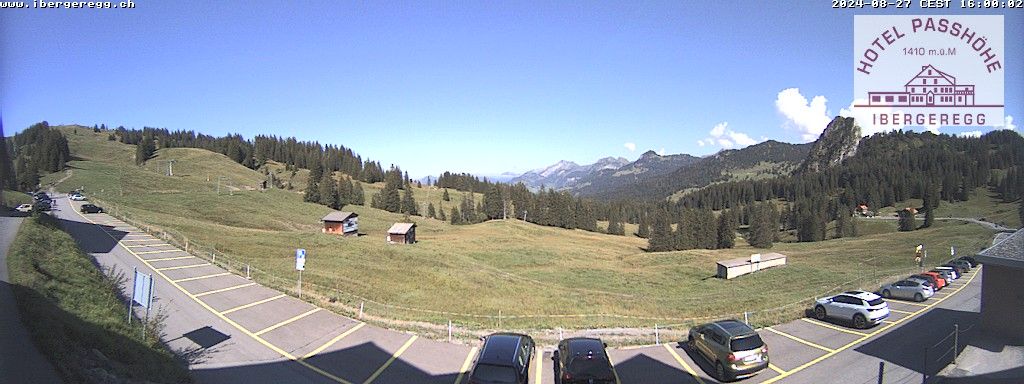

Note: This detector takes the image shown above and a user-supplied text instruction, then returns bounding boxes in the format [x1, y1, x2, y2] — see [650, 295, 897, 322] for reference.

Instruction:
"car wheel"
[881, 290, 891, 298]
[915, 293, 924, 302]
[715, 361, 729, 382]
[853, 314, 867, 329]
[814, 305, 827, 320]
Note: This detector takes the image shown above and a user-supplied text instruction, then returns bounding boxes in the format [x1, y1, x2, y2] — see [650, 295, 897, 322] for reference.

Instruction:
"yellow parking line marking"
[765, 327, 835, 353]
[221, 294, 287, 315]
[172, 272, 231, 283]
[255, 308, 322, 336]
[120, 239, 162, 243]
[136, 249, 181, 255]
[768, 363, 786, 375]
[799, 318, 869, 336]
[534, 348, 543, 384]
[882, 320, 896, 324]
[145, 255, 194, 262]
[194, 282, 257, 297]
[889, 308, 914, 315]
[363, 335, 418, 384]
[156, 263, 211, 271]
[760, 266, 982, 384]
[72, 208, 353, 384]
[126, 244, 172, 248]
[606, 352, 622, 384]
[303, 322, 366, 360]
[663, 343, 706, 384]
[894, 301, 930, 307]
[454, 346, 479, 384]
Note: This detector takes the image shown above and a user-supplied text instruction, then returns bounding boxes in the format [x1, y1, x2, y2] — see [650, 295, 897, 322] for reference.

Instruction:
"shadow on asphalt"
[856, 308, 979, 380]
[54, 217, 128, 254]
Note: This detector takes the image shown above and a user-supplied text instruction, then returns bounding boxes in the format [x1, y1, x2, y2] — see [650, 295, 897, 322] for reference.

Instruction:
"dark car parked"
[80, 204, 104, 214]
[553, 337, 616, 384]
[955, 256, 978, 267]
[947, 259, 971, 273]
[467, 333, 535, 384]
[942, 262, 967, 275]
[32, 200, 52, 212]
[687, 319, 769, 381]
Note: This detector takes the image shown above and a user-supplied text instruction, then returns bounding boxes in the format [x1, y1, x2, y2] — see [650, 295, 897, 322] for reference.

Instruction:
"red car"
[919, 272, 947, 290]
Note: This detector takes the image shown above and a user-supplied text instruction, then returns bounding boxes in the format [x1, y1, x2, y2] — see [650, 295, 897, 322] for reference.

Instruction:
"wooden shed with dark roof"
[322, 211, 358, 236]
[386, 223, 416, 244]
[977, 228, 1024, 342]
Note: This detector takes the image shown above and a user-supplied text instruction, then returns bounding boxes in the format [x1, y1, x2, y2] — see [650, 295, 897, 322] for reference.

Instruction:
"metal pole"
[923, 347, 928, 384]
[128, 267, 136, 325]
[498, 310, 502, 329]
[448, 320, 453, 343]
[298, 270, 302, 299]
[359, 302, 364, 319]
[143, 274, 153, 338]
[744, 311, 749, 325]
[877, 361, 885, 384]
[655, 324, 660, 345]
[246, 264, 251, 280]
[954, 324, 959, 364]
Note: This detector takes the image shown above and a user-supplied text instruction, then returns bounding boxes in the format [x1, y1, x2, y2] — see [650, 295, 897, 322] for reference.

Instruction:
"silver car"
[814, 290, 890, 329]
[880, 280, 934, 302]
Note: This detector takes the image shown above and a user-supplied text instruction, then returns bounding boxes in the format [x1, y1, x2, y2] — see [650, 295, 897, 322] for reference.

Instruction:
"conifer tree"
[305, 161, 323, 203]
[647, 211, 673, 252]
[427, 202, 436, 219]
[673, 210, 695, 250]
[450, 206, 462, 224]
[319, 172, 340, 209]
[401, 186, 418, 216]
[352, 182, 365, 205]
[606, 208, 625, 235]
[636, 213, 651, 238]
[442, 189, 451, 201]
[483, 185, 503, 220]
[898, 209, 916, 231]
[438, 204, 447, 221]
[748, 202, 775, 248]
[716, 209, 737, 249]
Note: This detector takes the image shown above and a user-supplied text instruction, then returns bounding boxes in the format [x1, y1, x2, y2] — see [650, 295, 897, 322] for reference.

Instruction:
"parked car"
[466, 333, 534, 384]
[941, 263, 966, 276]
[947, 260, 971, 273]
[813, 290, 890, 329]
[955, 256, 978, 267]
[15, 204, 32, 213]
[906, 275, 937, 291]
[881, 280, 934, 302]
[80, 204, 104, 214]
[69, 193, 86, 201]
[933, 267, 958, 281]
[918, 272, 947, 290]
[553, 337, 616, 384]
[687, 319, 769, 381]
[32, 200, 52, 212]
[32, 192, 49, 201]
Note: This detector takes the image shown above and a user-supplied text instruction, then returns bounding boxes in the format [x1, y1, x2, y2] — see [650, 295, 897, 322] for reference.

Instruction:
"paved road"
[0, 214, 64, 384]
[49, 193, 993, 384]
[862, 215, 1016, 232]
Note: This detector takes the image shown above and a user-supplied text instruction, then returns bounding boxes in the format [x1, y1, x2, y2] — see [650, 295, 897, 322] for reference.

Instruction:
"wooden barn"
[386, 223, 416, 244]
[322, 211, 359, 236]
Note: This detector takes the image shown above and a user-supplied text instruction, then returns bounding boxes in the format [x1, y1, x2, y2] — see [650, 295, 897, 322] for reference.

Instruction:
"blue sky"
[2, 2, 1021, 178]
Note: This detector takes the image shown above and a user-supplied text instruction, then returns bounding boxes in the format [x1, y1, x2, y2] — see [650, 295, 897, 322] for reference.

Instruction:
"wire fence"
[90, 197, 946, 344]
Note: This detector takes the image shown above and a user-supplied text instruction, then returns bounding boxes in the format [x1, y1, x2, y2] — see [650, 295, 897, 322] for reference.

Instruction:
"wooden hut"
[386, 223, 416, 244]
[322, 211, 359, 236]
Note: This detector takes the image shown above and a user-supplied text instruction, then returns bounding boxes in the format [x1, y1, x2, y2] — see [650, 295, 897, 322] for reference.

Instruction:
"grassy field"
[6, 214, 191, 383]
[2, 189, 32, 207]
[874, 187, 1021, 229]
[42, 125, 1002, 331]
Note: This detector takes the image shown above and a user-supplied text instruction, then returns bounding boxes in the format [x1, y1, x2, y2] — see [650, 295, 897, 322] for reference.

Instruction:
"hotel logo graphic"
[858, 64, 1003, 109]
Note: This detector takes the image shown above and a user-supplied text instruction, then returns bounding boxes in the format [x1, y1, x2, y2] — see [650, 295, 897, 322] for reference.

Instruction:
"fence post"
[744, 311, 749, 325]
[359, 302, 364, 319]
[498, 310, 502, 329]
[877, 361, 885, 384]
[655, 324, 660, 345]
[953, 323, 959, 364]
[448, 320, 453, 343]
[246, 264, 251, 280]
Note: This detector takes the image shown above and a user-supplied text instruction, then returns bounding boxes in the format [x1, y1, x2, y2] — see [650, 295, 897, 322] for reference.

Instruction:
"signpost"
[129, 267, 154, 336]
[296, 249, 306, 298]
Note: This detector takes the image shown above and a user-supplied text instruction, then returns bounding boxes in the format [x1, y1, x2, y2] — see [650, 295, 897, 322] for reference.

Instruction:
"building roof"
[977, 228, 1024, 269]
[387, 222, 416, 234]
[322, 211, 357, 222]
[717, 252, 786, 268]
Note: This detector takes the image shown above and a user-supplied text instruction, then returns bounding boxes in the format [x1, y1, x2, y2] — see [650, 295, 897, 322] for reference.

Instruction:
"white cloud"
[658, 148, 666, 156]
[701, 121, 761, 150]
[775, 88, 832, 142]
[995, 115, 1016, 131]
[959, 130, 983, 138]
[623, 142, 636, 152]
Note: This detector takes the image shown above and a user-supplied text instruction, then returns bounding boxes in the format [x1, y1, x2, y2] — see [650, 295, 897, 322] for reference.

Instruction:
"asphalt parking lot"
[60, 195, 985, 384]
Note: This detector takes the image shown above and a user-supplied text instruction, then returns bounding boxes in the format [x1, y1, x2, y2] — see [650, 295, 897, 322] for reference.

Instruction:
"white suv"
[814, 290, 890, 329]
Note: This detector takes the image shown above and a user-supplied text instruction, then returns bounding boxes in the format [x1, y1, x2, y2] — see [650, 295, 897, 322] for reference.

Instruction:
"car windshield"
[566, 352, 612, 378]
[730, 334, 764, 351]
[868, 298, 885, 306]
[469, 364, 517, 383]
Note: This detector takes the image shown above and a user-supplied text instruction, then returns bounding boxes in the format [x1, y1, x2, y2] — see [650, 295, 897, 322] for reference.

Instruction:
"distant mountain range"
[503, 141, 812, 201]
